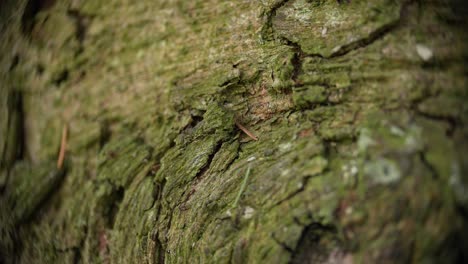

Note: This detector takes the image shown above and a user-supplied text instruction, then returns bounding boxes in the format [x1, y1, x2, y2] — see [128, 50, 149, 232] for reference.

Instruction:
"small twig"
[232, 166, 251, 208]
[235, 121, 258, 141]
[57, 124, 68, 169]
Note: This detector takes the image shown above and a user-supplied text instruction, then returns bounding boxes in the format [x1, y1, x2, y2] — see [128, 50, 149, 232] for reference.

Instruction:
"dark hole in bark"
[4, 90, 26, 163]
[21, 0, 56, 36]
[9, 54, 20, 71]
[67, 9, 87, 44]
[107, 187, 125, 228]
[98, 120, 112, 149]
[289, 222, 339, 264]
[431, 227, 468, 264]
[36, 63, 45, 75]
[52, 69, 69, 86]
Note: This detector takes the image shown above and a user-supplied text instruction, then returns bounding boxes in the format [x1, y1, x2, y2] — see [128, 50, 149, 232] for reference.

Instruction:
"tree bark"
[1, 0, 467, 263]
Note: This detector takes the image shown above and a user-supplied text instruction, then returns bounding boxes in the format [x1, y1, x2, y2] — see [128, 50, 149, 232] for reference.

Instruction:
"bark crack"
[266, 0, 413, 88]
[328, 19, 400, 58]
[271, 232, 295, 254]
[178, 139, 224, 211]
[328, 0, 414, 58]
[260, 0, 291, 42]
[418, 150, 439, 179]
[415, 110, 458, 137]
[66, 8, 91, 54]
[1, 89, 26, 171]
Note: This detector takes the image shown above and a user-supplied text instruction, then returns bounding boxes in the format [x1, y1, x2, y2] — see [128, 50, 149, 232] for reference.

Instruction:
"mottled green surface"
[1, 0, 467, 263]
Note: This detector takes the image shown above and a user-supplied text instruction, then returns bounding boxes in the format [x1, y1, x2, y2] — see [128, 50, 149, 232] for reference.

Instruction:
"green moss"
[97, 136, 152, 187]
[1, 0, 467, 262]
[271, 49, 296, 92]
[6, 161, 65, 222]
[318, 124, 355, 142]
[418, 95, 467, 120]
[273, 0, 401, 57]
[292, 85, 327, 108]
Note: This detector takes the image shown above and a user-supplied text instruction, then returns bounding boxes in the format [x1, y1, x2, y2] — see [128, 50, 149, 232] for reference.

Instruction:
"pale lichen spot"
[416, 44, 433, 61]
[357, 128, 376, 153]
[279, 142, 292, 152]
[321, 27, 328, 37]
[450, 162, 468, 208]
[364, 158, 401, 185]
[390, 125, 405, 137]
[243, 206, 255, 219]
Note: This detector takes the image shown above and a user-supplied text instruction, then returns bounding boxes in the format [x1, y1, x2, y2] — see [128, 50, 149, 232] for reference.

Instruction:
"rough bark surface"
[1, 0, 467, 263]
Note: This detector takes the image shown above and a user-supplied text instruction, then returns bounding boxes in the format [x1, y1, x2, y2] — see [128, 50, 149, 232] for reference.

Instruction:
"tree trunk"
[1, 0, 467, 263]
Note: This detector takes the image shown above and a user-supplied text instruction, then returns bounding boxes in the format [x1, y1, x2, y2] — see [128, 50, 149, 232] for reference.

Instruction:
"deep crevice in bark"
[289, 222, 340, 264]
[418, 151, 439, 179]
[415, 110, 458, 137]
[5, 90, 26, 164]
[52, 69, 70, 86]
[66, 8, 90, 54]
[328, 20, 401, 58]
[21, 0, 56, 36]
[149, 230, 166, 264]
[9, 54, 20, 71]
[107, 186, 125, 229]
[99, 121, 112, 150]
[260, 0, 291, 41]
[271, 232, 295, 254]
